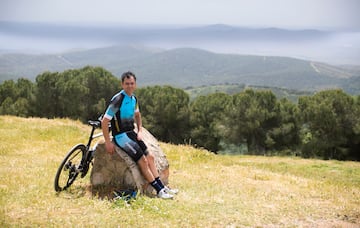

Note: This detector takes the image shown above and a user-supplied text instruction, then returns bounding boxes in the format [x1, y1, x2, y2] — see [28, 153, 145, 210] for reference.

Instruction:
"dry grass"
[0, 115, 359, 227]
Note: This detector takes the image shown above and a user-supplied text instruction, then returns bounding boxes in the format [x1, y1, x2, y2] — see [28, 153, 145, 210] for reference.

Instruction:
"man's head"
[121, 71, 136, 83]
[121, 71, 137, 95]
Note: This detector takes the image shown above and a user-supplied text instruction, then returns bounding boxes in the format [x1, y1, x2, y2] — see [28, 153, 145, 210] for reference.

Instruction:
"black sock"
[155, 177, 165, 189]
[150, 179, 163, 194]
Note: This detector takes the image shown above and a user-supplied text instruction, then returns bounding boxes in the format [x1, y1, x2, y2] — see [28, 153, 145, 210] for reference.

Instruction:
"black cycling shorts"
[113, 131, 148, 162]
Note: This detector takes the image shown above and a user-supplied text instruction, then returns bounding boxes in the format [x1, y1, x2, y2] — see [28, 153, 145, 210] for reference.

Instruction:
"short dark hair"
[121, 71, 136, 82]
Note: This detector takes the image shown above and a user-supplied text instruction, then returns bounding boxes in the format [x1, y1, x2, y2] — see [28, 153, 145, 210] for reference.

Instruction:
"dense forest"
[1, 66, 359, 160]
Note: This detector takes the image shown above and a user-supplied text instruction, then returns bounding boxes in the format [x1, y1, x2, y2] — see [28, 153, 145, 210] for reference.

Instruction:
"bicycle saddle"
[88, 120, 101, 128]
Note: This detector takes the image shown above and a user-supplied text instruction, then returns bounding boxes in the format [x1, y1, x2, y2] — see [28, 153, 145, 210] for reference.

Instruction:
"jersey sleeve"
[103, 103, 116, 120]
[104, 93, 123, 120]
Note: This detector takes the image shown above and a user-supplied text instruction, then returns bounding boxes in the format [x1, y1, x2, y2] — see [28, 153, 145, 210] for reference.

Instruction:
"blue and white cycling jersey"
[103, 90, 147, 161]
[104, 90, 139, 135]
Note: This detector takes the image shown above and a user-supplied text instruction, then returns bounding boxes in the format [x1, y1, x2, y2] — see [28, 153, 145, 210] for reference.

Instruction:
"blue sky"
[1, 0, 360, 30]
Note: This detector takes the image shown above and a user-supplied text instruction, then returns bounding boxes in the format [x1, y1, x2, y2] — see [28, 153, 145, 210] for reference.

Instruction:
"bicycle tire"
[54, 144, 86, 192]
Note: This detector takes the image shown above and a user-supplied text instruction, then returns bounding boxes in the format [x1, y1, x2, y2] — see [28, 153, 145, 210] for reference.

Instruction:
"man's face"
[122, 76, 136, 95]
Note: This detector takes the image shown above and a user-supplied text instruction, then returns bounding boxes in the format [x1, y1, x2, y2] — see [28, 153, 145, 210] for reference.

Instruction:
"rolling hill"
[1, 46, 359, 93]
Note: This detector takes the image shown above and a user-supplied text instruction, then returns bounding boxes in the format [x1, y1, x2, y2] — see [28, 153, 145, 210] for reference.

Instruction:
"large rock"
[89, 127, 169, 198]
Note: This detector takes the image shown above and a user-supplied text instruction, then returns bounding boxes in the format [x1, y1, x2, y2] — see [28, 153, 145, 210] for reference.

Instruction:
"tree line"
[1, 66, 359, 160]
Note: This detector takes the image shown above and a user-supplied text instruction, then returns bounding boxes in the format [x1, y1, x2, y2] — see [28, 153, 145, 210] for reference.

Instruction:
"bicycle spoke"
[54, 144, 86, 192]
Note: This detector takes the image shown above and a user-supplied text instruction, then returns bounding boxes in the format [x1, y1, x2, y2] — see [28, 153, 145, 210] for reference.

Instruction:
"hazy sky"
[1, 0, 360, 30]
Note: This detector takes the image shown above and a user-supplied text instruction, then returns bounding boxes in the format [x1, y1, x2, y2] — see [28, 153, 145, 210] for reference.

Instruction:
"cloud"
[0, 0, 359, 30]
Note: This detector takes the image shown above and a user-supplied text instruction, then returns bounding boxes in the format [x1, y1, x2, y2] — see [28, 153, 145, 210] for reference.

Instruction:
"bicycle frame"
[86, 118, 111, 154]
[81, 120, 103, 171]
[54, 118, 105, 192]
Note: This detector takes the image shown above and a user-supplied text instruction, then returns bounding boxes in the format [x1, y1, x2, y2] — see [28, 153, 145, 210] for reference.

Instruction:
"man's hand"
[137, 130, 143, 141]
[105, 141, 115, 154]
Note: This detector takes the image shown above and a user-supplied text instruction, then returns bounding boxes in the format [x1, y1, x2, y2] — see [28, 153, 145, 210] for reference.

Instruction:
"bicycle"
[54, 118, 103, 192]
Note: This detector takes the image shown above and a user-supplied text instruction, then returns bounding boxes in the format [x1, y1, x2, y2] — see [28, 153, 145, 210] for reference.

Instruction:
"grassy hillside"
[1, 116, 359, 227]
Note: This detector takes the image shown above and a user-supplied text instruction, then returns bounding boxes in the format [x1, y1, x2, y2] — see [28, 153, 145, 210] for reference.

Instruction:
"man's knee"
[146, 151, 155, 162]
[137, 155, 149, 167]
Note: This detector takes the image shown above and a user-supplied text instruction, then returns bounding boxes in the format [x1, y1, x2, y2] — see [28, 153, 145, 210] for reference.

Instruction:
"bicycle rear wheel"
[54, 144, 86, 192]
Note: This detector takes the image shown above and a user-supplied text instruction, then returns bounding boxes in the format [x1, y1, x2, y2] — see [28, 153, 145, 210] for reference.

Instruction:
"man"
[101, 71, 177, 199]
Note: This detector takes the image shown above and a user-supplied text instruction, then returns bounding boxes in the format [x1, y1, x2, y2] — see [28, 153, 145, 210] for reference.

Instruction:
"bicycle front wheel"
[54, 144, 86, 192]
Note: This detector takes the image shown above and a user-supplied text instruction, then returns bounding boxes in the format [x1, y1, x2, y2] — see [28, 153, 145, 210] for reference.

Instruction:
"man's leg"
[137, 155, 173, 199]
[116, 132, 173, 198]
[145, 151, 179, 195]
[137, 155, 155, 183]
[145, 151, 160, 178]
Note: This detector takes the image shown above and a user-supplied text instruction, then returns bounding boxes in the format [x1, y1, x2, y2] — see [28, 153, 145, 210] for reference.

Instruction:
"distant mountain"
[0, 46, 359, 94]
[0, 21, 332, 44]
[1, 21, 359, 65]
